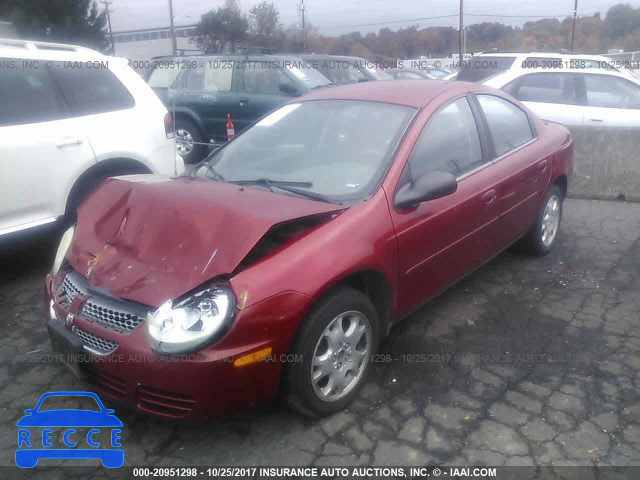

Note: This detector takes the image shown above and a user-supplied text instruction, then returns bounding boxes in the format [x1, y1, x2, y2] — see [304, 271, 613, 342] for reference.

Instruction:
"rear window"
[457, 56, 516, 82]
[51, 64, 135, 116]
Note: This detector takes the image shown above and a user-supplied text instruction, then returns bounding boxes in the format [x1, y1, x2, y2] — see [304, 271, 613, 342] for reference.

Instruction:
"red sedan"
[45, 80, 573, 419]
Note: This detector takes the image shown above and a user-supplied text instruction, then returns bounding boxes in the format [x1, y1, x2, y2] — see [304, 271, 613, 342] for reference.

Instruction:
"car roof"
[475, 51, 613, 61]
[0, 37, 108, 61]
[298, 54, 364, 62]
[486, 66, 640, 86]
[297, 79, 488, 108]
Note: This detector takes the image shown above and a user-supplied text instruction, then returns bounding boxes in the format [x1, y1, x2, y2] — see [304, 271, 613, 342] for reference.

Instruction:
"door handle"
[539, 159, 549, 173]
[481, 189, 497, 206]
[56, 137, 84, 148]
[588, 118, 604, 122]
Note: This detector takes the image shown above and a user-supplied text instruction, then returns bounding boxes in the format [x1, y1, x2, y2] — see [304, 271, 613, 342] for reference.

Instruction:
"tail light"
[164, 112, 174, 139]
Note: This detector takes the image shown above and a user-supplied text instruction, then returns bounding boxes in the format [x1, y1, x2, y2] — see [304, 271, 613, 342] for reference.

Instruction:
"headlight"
[52, 226, 75, 275]
[146, 287, 235, 354]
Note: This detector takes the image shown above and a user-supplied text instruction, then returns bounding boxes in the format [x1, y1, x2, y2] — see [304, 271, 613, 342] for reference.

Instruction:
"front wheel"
[522, 185, 564, 256]
[284, 288, 379, 418]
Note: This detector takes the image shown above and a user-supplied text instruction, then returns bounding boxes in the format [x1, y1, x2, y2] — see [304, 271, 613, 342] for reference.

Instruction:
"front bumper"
[44, 272, 311, 420]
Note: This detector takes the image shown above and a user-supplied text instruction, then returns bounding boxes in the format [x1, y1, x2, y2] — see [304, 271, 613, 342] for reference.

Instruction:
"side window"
[147, 64, 182, 88]
[203, 61, 233, 92]
[407, 97, 483, 179]
[0, 60, 67, 127]
[507, 73, 575, 105]
[584, 74, 640, 109]
[51, 65, 134, 116]
[242, 62, 294, 95]
[477, 95, 533, 158]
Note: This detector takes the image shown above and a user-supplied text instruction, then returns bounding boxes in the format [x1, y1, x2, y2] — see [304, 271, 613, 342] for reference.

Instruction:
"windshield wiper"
[230, 178, 333, 203]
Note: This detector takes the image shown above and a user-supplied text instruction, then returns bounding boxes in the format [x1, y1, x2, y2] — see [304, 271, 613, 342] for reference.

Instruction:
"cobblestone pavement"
[1, 199, 639, 469]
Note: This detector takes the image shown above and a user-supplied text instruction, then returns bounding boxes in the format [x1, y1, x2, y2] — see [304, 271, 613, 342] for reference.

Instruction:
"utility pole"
[458, 0, 464, 66]
[169, 0, 177, 56]
[102, 0, 115, 55]
[570, 0, 578, 51]
[300, 0, 307, 53]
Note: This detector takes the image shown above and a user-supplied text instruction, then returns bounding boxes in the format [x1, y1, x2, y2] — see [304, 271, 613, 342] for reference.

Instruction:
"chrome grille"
[57, 270, 150, 334]
[58, 271, 88, 307]
[74, 327, 118, 355]
[81, 297, 146, 333]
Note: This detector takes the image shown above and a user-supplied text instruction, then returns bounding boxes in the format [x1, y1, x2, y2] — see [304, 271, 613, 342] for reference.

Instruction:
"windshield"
[197, 100, 416, 203]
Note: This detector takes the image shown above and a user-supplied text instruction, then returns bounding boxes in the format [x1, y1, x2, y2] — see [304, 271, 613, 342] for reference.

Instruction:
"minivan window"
[0, 60, 67, 126]
[457, 56, 516, 82]
[52, 64, 134, 116]
[477, 95, 534, 157]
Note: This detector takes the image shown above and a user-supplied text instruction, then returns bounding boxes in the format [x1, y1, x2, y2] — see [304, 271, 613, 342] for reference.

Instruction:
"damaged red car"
[45, 80, 573, 419]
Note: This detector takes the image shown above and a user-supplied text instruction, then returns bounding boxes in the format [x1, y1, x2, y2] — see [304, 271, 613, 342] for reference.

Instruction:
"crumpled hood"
[67, 175, 341, 306]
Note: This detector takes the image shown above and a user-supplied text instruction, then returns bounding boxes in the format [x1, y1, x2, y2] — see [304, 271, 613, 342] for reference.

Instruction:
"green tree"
[0, 0, 108, 50]
[248, 1, 284, 51]
[603, 3, 637, 39]
[195, 0, 249, 53]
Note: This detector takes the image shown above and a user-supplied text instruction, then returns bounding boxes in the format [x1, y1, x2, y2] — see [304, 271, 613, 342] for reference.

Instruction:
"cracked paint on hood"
[66, 175, 342, 306]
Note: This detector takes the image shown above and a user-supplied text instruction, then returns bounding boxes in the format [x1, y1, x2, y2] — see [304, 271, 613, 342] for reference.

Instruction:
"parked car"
[45, 80, 573, 419]
[298, 54, 392, 85]
[142, 55, 190, 104]
[457, 51, 635, 83]
[0, 38, 184, 238]
[159, 54, 333, 163]
[387, 67, 451, 80]
[483, 68, 640, 127]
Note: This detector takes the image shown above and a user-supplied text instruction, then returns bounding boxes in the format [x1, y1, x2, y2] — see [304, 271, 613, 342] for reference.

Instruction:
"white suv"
[0, 38, 185, 237]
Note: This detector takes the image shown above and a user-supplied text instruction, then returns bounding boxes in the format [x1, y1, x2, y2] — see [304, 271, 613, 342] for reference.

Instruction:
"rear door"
[473, 94, 548, 243]
[504, 72, 583, 127]
[0, 59, 95, 235]
[578, 73, 640, 127]
[389, 96, 502, 316]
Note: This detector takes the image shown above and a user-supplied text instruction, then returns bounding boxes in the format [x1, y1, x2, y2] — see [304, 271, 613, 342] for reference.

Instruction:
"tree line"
[2, 1, 640, 58]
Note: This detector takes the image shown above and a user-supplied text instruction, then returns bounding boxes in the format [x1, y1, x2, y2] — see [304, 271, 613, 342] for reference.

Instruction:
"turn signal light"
[233, 347, 272, 367]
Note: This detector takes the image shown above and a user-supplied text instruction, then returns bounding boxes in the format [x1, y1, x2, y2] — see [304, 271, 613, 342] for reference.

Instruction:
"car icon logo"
[15, 391, 123, 468]
[65, 312, 74, 325]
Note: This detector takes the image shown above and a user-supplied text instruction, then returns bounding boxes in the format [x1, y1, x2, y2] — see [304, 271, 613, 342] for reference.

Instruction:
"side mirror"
[394, 171, 458, 210]
[279, 83, 300, 96]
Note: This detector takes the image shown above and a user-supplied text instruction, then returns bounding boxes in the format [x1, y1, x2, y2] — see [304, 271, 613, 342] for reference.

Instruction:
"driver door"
[388, 96, 502, 316]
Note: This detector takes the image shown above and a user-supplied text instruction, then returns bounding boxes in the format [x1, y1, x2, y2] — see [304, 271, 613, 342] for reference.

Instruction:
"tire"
[522, 184, 564, 256]
[175, 118, 206, 164]
[284, 288, 379, 418]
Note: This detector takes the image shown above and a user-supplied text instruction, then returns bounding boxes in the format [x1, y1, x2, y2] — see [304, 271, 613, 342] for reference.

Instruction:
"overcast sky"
[108, 0, 640, 34]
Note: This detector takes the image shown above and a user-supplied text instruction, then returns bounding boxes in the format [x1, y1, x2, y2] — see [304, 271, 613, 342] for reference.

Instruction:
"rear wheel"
[284, 288, 379, 418]
[175, 118, 206, 164]
[522, 184, 563, 256]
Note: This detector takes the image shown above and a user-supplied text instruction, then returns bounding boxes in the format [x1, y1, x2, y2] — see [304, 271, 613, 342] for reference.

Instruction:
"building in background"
[112, 24, 203, 64]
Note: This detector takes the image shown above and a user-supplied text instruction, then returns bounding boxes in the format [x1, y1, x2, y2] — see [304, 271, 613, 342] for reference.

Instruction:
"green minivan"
[151, 54, 333, 163]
